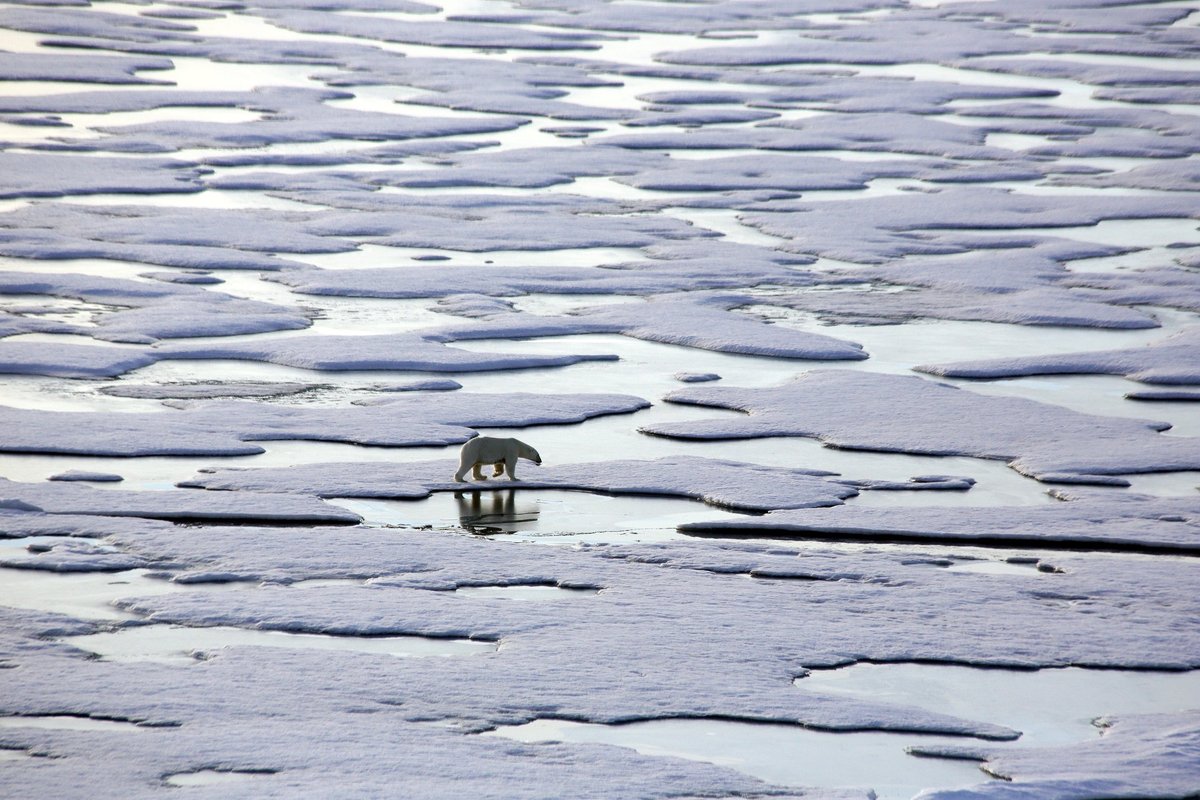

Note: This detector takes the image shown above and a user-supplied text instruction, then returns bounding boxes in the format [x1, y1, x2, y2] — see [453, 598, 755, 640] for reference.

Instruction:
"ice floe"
[919, 326, 1200, 385]
[0, 391, 649, 455]
[680, 489, 1200, 554]
[641, 370, 1200, 483]
[4, 0, 1200, 796]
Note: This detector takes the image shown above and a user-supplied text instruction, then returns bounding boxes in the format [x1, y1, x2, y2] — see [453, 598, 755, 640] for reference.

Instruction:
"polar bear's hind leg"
[492, 462, 505, 477]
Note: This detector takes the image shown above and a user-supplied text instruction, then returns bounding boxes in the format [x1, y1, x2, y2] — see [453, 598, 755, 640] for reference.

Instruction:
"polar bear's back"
[459, 436, 513, 464]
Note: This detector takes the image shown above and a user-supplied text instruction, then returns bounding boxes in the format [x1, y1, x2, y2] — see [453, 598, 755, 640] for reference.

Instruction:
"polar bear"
[454, 436, 542, 482]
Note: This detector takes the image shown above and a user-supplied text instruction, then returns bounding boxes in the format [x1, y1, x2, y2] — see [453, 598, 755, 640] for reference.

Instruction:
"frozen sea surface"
[2, 0, 1200, 798]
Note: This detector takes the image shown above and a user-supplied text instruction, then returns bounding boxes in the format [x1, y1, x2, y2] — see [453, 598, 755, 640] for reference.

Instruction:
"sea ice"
[641, 370, 1200, 482]
[679, 489, 1200, 553]
[0, 477, 361, 524]
[0, 392, 649, 455]
[918, 326, 1200, 385]
[180, 455, 861, 511]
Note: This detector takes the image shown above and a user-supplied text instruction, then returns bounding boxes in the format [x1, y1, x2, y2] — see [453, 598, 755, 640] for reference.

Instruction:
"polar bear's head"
[517, 441, 542, 465]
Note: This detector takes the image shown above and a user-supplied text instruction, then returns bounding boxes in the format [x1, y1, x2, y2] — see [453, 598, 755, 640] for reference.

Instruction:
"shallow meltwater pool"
[490, 663, 1200, 800]
[60, 624, 497, 665]
[0, 566, 215, 621]
[331, 489, 750, 542]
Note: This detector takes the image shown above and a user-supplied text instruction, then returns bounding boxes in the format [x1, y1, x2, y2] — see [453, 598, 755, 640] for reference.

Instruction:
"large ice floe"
[2, 0, 1200, 797]
[641, 370, 1200, 483]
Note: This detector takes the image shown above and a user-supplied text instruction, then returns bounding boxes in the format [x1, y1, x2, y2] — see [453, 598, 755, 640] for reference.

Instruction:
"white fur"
[454, 436, 542, 482]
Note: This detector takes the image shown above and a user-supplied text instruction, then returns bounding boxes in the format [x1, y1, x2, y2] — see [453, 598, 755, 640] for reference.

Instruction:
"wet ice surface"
[795, 663, 1200, 747]
[490, 717, 995, 800]
[334, 489, 748, 541]
[163, 769, 273, 788]
[62, 624, 496, 665]
[491, 665, 1200, 800]
[3, 0, 1200, 798]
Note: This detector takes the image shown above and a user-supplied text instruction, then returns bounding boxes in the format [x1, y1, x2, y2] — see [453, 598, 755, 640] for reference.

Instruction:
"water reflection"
[334, 489, 744, 543]
[454, 488, 540, 534]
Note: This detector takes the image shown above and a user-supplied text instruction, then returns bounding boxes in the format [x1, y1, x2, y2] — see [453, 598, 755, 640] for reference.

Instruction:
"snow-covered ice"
[2, 0, 1199, 797]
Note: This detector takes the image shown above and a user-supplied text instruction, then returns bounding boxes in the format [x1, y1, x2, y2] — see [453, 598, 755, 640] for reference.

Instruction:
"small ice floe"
[139, 271, 223, 285]
[1126, 389, 1200, 401]
[48, 470, 123, 482]
[0, 477, 361, 525]
[674, 371, 720, 383]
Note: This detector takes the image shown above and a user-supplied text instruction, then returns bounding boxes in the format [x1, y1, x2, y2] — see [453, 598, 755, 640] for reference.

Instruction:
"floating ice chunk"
[0, 52, 172, 84]
[1, 5, 199, 42]
[0, 204, 353, 255]
[270, 237, 816, 299]
[0, 235, 307, 272]
[0, 478, 361, 525]
[156, 333, 620, 372]
[843, 476, 976, 492]
[680, 490, 1200, 554]
[1126, 389, 1200, 402]
[918, 327, 1200, 385]
[0, 392, 649, 456]
[370, 379, 462, 392]
[737, 188, 1197, 263]
[1065, 268, 1200, 317]
[1052, 159, 1200, 193]
[433, 293, 868, 361]
[404, 90, 633, 121]
[0, 341, 158, 379]
[82, 298, 312, 343]
[260, 7, 606, 50]
[642, 370, 1200, 482]
[749, 284, 1159, 330]
[0, 154, 203, 200]
[618, 152, 930, 193]
[656, 13, 1194, 67]
[139, 271, 222, 285]
[0, 536, 144, 573]
[675, 372, 720, 383]
[48, 471, 123, 483]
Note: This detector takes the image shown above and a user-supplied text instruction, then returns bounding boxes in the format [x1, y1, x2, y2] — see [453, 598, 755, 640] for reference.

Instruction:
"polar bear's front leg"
[492, 462, 505, 477]
[454, 458, 471, 482]
[503, 455, 520, 481]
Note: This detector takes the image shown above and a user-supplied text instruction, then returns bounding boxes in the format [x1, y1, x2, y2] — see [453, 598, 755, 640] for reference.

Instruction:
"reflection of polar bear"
[454, 436, 542, 482]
